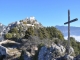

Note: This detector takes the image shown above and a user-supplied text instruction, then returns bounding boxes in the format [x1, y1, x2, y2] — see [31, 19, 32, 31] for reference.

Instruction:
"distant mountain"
[55, 25, 80, 36]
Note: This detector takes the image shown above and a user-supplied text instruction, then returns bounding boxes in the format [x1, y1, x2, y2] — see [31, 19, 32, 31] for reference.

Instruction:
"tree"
[16, 33, 21, 40]
[18, 26, 24, 37]
[38, 30, 43, 39]
[5, 33, 12, 39]
[27, 26, 34, 35]
[9, 27, 18, 33]
[46, 26, 64, 40]
[37, 27, 49, 39]
[25, 27, 34, 39]
[57, 30, 64, 40]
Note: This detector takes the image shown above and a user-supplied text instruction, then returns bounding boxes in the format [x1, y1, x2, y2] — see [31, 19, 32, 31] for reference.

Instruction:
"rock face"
[21, 38, 38, 60]
[1, 40, 80, 60]
[69, 46, 74, 56]
[38, 43, 77, 60]
[0, 45, 6, 56]
[63, 54, 74, 60]
[51, 43, 66, 56]
[7, 16, 43, 31]
[0, 45, 6, 60]
[0, 40, 21, 60]
[24, 55, 32, 60]
[38, 43, 66, 60]
[21, 45, 38, 60]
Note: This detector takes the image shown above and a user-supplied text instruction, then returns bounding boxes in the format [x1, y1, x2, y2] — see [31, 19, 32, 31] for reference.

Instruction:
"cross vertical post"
[68, 10, 70, 54]
[64, 10, 78, 54]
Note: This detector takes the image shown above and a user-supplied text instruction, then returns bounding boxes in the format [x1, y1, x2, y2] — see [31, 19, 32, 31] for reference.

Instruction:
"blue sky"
[0, 0, 80, 27]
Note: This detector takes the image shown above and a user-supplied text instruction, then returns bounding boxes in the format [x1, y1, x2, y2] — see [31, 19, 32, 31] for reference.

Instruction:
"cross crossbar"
[64, 18, 78, 24]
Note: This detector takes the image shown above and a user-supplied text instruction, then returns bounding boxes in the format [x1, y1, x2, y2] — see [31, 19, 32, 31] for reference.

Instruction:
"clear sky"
[0, 0, 80, 27]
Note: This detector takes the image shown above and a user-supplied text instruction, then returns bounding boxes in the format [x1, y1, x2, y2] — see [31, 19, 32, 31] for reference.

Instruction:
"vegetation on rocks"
[70, 37, 80, 56]
[3, 23, 80, 59]
[24, 26, 64, 40]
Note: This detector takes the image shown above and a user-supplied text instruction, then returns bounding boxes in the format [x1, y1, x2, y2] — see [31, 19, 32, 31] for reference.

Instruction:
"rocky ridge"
[0, 16, 43, 41]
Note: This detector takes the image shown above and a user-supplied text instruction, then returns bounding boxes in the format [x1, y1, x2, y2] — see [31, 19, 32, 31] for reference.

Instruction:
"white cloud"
[64, 35, 80, 42]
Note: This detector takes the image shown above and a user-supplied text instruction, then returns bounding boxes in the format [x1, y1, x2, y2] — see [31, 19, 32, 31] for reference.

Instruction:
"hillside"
[0, 17, 80, 60]
[0, 16, 43, 41]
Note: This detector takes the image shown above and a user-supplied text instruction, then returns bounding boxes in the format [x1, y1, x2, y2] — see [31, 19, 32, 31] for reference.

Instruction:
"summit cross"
[64, 10, 78, 54]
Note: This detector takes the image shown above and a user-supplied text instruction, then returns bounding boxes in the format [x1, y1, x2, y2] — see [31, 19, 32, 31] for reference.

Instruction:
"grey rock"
[38, 44, 66, 60]
[63, 54, 74, 60]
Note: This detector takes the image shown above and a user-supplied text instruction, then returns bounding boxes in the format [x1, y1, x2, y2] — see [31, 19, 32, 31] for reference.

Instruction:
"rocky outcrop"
[21, 45, 38, 60]
[68, 46, 74, 56]
[0, 45, 6, 56]
[0, 17, 43, 42]
[38, 43, 66, 60]
[62, 54, 74, 60]
[51, 43, 66, 56]
[38, 42, 78, 60]
[1, 40, 80, 60]
[0, 40, 21, 60]
[0, 45, 6, 60]
[7, 16, 43, 31]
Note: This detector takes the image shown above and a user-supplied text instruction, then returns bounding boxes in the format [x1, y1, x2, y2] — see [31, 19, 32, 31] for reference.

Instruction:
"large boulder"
[0, 45, 6, 60]
[51, 43, 66, 56]
[66, 46, 74, 56]
[69, 46, 74, 56]
[38, 43, 66, 60]
[62, 54, 74, 60]
[38, 46, 48, 60]
[23, 53, 32, 60]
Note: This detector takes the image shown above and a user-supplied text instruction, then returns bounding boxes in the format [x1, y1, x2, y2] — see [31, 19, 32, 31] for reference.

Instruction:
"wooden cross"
[64, 10, 78, 54]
